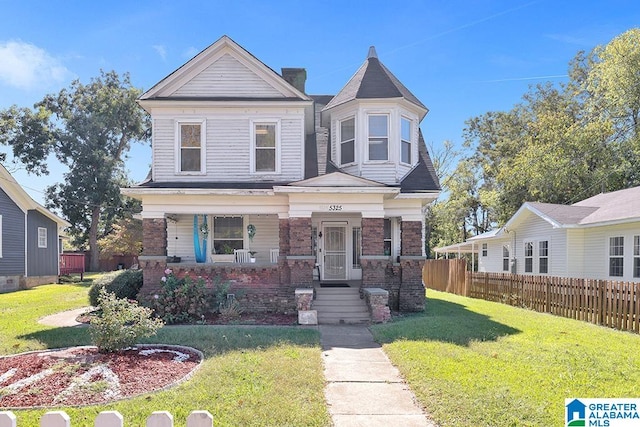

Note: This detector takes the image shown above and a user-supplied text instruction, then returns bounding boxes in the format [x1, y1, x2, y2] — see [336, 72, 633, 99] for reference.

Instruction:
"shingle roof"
[573, 186, 640, 225]
[323, 47, 427, 112]
[527, 202, 598, 226]
[400, 130, 440, 192]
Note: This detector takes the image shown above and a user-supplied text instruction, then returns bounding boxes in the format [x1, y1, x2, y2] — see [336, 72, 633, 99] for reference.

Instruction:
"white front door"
[322, 224, 347, 281]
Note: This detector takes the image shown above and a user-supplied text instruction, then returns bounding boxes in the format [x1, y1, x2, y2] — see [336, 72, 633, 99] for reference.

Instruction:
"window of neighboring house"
[524, 242, 533, 273]
[502, 245, 510, 272]
[539, 240, 549, 274]
[352, 227, 362, 268]
[383, 219, 392, 256]
[340, 117, 355, 165]
[0, 215, 3, 258]
[368, 114, 389, 161]
[634, 236, 640, 278]
[213, 216, 244, 254]
[177, 121, 205, 173]
[253, 121, 279, 173]
[609, 236, 624, 277]
[38, 227, 47, 248]
[401, 117, 412, 164]
[481, 243, 487, 257]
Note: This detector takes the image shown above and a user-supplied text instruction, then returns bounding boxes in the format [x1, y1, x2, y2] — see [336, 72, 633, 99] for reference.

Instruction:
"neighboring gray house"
[436, 186, 640, 282]
[0, 164, 70, 292]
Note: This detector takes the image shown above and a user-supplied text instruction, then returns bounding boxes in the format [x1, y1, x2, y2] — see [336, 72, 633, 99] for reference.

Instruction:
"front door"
[322, 224, 347, 281]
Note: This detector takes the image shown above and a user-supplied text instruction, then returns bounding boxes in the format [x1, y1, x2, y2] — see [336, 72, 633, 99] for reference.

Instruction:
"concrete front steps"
[313, 286, 370, 324]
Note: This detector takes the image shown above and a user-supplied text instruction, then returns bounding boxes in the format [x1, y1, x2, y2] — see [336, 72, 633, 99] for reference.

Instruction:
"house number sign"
[328, 205, 343, 211]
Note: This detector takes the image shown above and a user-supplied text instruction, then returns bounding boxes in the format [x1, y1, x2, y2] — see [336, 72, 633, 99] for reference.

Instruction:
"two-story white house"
[122, 36, 440, 315]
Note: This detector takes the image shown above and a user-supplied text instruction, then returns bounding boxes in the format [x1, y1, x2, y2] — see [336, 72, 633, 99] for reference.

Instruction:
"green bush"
[88, 269, 143, 306]
[148, 271, 212, 324]
[90, 288, 164, 353]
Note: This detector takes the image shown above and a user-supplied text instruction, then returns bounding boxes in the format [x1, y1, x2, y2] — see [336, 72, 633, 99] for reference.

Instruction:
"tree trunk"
[89, 206, 101, 272]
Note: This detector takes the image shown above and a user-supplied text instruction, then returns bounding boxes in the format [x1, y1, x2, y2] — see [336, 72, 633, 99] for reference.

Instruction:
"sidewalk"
[38, 307, 92, 327]
[320, 325, 437, 427]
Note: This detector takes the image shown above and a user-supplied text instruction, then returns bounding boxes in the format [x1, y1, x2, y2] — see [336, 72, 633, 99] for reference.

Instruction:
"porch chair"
[234, 249, 251, 263]
[270, 248, 279, 263]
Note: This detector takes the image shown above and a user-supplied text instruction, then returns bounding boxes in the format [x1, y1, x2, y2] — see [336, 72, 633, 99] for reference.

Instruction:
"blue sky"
[1, 0, 638, 204]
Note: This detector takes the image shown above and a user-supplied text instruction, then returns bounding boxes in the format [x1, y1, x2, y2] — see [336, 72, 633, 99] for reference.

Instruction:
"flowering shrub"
[90, 288, 164, 353]
[150, 269, 212, 324]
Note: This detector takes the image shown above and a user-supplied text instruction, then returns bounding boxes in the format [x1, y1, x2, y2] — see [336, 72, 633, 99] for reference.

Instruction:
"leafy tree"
[97, 216, 143, 260]
[0, 70, 149, 271]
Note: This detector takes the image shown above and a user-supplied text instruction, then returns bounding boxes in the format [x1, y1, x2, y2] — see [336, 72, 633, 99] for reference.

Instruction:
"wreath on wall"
[247, 224, 256, 241]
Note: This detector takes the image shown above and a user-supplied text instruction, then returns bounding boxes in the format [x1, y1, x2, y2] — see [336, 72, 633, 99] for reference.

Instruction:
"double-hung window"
[481, 243, 487, 257]
[38, 227, 47, 248]
[524, 242, 533, 273]
[340, 117, 355, 165]
[252, 121, 279, 173]
[634, 236, 640, 278]
[609, 236, 624, 277]
[368, 114, 388, 161]
[538, 240, 549, 274]
[502, 245, 510, 272]
[213, 217, 244, 254]
[383, 219, 392, 256]
[177, 121, 205, 173]
[401, 117, 412, 164]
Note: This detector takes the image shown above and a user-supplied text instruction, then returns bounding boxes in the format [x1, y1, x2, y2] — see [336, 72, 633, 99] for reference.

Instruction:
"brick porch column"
[286, 217, 314, 286]
[140, 218, 168, 297]
[361, 217, 387, 288]
[400, 219, 426, 312]
[278, 218, 291, 285]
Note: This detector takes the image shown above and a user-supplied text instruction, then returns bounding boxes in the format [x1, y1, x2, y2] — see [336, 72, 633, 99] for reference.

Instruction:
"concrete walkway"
[320, 325, 437, 427]
[38, 307, 92, 327]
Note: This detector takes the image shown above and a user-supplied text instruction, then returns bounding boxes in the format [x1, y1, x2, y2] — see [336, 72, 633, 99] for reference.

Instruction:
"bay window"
[368, 114, 388, 161]
[340, 117, 355, 165]
[401, 117, 412, 164]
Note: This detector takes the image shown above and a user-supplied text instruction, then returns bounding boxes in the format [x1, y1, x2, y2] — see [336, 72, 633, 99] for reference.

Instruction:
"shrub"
[149, 270, 212, 324]
[89, 269, 143, 306]
[90, 288, 164, 353]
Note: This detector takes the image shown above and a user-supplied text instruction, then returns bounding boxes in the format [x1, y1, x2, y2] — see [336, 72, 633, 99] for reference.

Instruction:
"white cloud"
[0, 40, 71, 90]
[182, 46, 199, 59]
[153, 44, 167, 60]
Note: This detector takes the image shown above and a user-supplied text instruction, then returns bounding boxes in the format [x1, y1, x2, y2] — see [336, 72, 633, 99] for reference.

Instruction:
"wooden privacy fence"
[0, 410, 213, 427]
[422, 259, 467, 295]
[467, 272, 640, 334]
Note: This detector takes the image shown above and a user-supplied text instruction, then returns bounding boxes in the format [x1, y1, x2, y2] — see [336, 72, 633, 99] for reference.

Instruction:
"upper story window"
[368, 114, 388, 161]
[38, 227, 47, 248]
[252, 121, 280, 173]
[339, 117, 355, 165]
[609, 236, 624, 277]
[177, 120, 205, 173]
[401, 117, 412, 164]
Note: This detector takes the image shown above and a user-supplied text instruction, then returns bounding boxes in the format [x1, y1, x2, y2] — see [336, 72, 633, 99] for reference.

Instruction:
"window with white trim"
[339, 117, 355, 165]
[383, 219, 392, 256]
[401, 117, 412, 164]
[609, 236, 624, 277]
[38, 227, 47, 248]
[213, 216, 244, 254]
[502, 245, 510, 272]
[481, 243, 487, 257]
[538, 240, 549, 274]
[253, 122, 278, 173]
[634, 236, 640, 278]
[368, 114, 388, 161]
[524, 242, 533, 273]
[177, 121, 205, 173]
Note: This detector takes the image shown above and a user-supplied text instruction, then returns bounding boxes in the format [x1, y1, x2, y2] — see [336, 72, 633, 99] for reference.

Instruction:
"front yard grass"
[371, 289, 640, 427]
[0, 281, 330, 427]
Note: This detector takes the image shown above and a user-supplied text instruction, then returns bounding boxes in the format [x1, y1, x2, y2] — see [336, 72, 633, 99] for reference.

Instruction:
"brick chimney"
[281, 68, 306, 94]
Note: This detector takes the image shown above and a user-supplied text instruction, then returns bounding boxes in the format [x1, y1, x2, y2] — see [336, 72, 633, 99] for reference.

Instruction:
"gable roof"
[0, 164, 70, 227]
[323, 46, 428, 116]
[572, 186, 640, 225]
[139, 35, 311, 104]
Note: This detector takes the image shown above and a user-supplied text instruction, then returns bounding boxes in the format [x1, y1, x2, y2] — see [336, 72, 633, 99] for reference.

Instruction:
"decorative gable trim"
[288, 171, 388, 188]
[140, 35, 311, 102]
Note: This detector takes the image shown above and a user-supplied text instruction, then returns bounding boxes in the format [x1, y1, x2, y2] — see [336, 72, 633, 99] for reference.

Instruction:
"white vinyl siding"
[581, 223, 640, 281]
[172, 53, 284, 98]
[37, 227, 47, 248]
[152, 111, 304, 183]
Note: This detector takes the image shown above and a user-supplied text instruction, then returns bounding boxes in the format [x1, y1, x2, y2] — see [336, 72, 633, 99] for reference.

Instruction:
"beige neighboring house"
[122, 35, 441, 316]
[436, 186, 640, 282]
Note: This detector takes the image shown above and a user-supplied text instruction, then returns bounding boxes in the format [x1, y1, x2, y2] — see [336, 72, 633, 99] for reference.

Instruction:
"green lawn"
[0, 280, 331, 426]
[371, 290, 640, 427]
